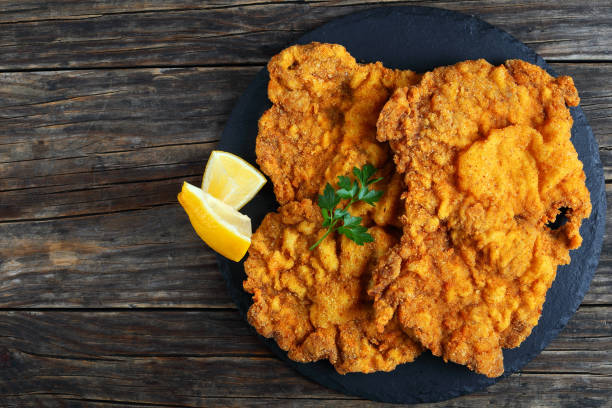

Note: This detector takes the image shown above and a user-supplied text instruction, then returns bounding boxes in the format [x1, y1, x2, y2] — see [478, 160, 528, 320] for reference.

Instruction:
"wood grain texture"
[0, 394, 610, 408]
[0, 307, 608, 361]
[0, 206, 234, 308]
[0, 307, 609, 407]
[0, 0, 609, 70]
[0, 67, 259, 221]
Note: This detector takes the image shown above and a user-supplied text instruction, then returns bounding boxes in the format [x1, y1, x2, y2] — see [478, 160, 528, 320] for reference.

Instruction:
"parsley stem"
[309, 196, 357, 250]
[309, 218, 339, 250]
[343, 197, 357, 212]
[309, 164, 383, 251]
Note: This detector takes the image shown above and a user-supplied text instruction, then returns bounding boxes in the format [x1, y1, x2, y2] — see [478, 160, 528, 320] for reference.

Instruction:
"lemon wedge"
[202, 150, 266, 210]
[178, 182, 251, 262]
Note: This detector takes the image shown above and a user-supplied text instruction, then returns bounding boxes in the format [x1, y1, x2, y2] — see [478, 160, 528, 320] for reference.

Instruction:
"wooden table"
[0, 1, 609, 407]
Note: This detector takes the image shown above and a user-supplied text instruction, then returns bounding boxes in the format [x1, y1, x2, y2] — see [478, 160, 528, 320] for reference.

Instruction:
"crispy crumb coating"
[246, 43, 424, 374]
[256, 42, 419, 205]
[372, 59, 591, 377]
[244, 200, 422, 374]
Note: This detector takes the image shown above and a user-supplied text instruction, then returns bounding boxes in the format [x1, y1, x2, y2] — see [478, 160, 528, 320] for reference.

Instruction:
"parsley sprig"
[309, 164, 384, 250]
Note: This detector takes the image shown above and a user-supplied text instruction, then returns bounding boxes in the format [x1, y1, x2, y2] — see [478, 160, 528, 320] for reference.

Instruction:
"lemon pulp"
[178, 182, 251, 262]
[202, 150, 266, 210]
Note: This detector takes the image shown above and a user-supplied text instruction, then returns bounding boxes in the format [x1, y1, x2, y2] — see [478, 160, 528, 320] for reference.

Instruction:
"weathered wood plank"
[0, 67, 258, 161]
[0, 66, 259, 220]
[0, 307, 609, 407]
[0, 393, 610, 408]
[0, 357, 609, 407]
[551, 63, 612, 147]
[0, 310, 266, 357]
[0, 306, 608, 360]
[585, 265, 612, 306]
[0, 1, 609, 70]
[0, 352, 345, 403]
[0, 206, 236, 308]
[0, 143, 214, 220]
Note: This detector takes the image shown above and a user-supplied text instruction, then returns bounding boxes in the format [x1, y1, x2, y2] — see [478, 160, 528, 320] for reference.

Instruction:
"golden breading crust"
[246, 43, 422, 374]
[256, 42, 419, 205]
[244, 200, 422, 374]
[371, 59, 591, 377]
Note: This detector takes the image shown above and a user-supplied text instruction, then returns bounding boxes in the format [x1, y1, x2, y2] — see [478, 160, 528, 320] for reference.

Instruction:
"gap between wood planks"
[0, 60, 610, 73]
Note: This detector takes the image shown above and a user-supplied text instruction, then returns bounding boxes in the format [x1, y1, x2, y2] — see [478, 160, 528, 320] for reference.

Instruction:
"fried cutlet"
[244, 200, 422, 374]
[371, 59, 591, 377]
[256, 42, 419, 206]
[244, 43, 423, 373]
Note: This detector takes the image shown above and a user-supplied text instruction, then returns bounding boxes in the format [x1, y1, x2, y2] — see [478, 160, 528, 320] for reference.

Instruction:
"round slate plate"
[214, 6, 606, 404]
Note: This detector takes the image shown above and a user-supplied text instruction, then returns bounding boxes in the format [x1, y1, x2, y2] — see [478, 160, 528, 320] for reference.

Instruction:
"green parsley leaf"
[337, 224, 374, 245]
[360, 188, 384, 205]
[341, 213, 362, 228]
[321, 208, 331, 227]
[354, 164, 376, 186]
[309, 164, 385, 250]
[337, 175, 352, 190]
[318, 183, 340, 211]
[336, 175, 358, 199]
[333, 208, 349, 219]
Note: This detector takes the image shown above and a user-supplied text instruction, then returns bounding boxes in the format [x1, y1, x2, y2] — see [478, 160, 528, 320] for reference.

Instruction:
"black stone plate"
[214, 6, 606, 404]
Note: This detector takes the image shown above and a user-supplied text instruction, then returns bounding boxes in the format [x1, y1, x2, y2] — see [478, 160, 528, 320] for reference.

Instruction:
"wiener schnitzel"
[372, 59, 591, 377]
[244, 200, 422, 374]
[245, 43, 423, 373]
[256, 42, 419, 206]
